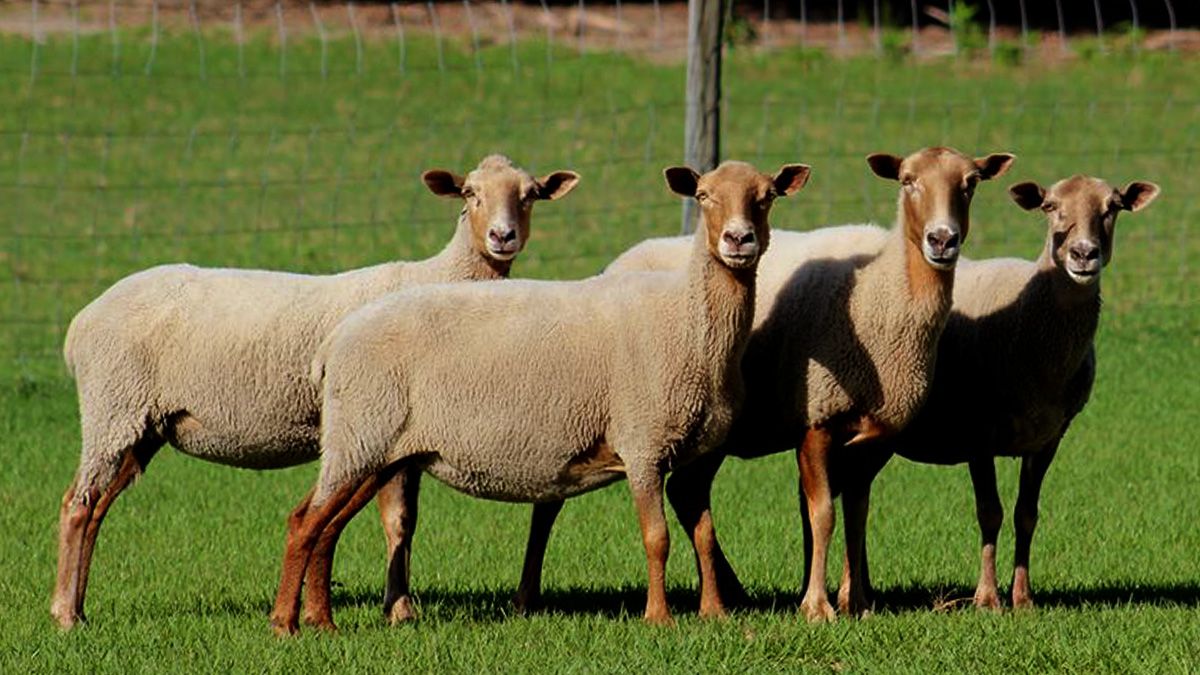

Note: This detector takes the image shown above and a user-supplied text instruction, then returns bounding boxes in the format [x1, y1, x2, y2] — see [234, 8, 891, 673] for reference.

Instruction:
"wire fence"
[1, 0, 1197, 375]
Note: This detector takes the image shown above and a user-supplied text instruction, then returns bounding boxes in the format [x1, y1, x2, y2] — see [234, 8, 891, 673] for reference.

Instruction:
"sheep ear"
[1117, 181, 1160, 212]
[1008, 181, 1045, 211]
[536, 171, 580, 201]
[866, 153, 902, 181]
[773, 164, 811, 197]
[975, 153, 1016, 181]
[422, 170, 465, 198]
[664, 166, 701, 197]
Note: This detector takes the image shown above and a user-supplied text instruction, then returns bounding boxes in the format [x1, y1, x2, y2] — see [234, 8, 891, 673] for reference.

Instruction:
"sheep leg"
[797, 428, 837, 622]
[301, 477, 387, 630]
[513, 500, 565, 615]
[628, 469, 673, 626]
[270, 471, 389, 636]
[837, 479, 873, 618]
[835, 449, 889, 616]
[378, 466, 423, 624]
[51, 438, 159, 629]
[666, 451, 745, 617]
[1012, 441, 1059, 610]
[968, 457, 1004, 611]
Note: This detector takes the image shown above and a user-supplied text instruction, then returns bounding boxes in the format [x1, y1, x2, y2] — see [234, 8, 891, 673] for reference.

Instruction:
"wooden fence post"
[681, 0, 724, 233]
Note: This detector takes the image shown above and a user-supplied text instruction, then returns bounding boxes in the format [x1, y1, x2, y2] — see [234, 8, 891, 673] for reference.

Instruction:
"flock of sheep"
[49, 148, 1159, 633]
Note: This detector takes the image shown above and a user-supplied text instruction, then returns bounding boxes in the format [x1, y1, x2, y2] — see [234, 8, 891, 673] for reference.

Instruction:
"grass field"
[2, 22, 1199, 673]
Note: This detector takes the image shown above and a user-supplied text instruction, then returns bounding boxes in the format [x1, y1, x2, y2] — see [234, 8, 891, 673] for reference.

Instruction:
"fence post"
[681, 0, 724, 234]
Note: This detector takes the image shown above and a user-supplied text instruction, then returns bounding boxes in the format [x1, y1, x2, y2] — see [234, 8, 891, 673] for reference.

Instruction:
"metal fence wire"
[0, 0, 1196, 372]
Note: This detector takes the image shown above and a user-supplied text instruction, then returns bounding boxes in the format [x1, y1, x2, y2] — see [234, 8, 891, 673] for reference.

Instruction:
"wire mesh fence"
[1, 0, 1197, 375]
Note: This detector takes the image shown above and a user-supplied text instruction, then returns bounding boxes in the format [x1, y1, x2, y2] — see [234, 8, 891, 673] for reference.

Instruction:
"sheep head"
[665, 160, 810, 270]
[423, 154, 580, 263]
[1009, 175, 1159, 286]
[868, 147, 1015, 271]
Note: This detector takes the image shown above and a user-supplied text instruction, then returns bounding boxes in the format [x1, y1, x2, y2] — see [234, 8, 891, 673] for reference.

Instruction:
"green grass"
[2, 28, 1199, 673]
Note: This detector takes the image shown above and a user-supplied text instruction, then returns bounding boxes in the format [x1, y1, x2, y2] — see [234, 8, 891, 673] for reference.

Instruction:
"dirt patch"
[0, 1, 1194, 62]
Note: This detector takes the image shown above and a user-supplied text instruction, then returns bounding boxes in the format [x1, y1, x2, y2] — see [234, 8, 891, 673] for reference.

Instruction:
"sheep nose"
[926, 230, 959, 254]
[722, 230, 755, 247]
[488, 227, 517, 245]
[1069, 242, 1100, 263]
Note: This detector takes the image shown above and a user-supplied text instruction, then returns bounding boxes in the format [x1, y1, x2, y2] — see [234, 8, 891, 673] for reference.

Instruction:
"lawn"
[1, 19, 1198, 673]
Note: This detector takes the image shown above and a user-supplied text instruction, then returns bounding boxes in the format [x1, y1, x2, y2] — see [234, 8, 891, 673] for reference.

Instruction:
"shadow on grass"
[173, 579, 1200, 623]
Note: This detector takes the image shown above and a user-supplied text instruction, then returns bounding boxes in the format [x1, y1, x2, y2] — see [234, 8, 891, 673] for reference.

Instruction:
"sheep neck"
[420, 213, 513, 281]
[686, 226, 757, 404]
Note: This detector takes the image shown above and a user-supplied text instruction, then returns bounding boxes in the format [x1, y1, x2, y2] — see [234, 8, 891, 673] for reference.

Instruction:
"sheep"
[266, 160, 813, 635]
[512, 147, 1016, 622]
[50, 154, 580, 630]
[832, 175, 1160, 612]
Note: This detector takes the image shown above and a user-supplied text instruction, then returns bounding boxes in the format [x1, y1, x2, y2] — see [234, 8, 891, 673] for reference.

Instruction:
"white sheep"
[267, 160, 812, 634]
[838, 175, 1160, 611]
[51, 154, 580, 629]
[517, 147, 1016, 622]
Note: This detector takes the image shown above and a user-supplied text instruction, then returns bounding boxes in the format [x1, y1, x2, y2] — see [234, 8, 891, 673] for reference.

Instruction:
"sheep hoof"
[800, 597, 837, 623]
[1011, 594, 1035, 611]
[643, 610, 676, 627]
[973, 592, 1002, 612]
[698, 603, 729, 620]
[51, 604, 83, 630]
[388, 597, 418, 625]
[270, 616, 301, 637]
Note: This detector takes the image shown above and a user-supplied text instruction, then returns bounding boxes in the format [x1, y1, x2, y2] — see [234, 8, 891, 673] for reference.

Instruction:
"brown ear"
[422, 170, 464, 197]
[773, 164, 811, 196]
[1008, 181, 1045, 211]
[866, 153, 903, 181]
[1118, 181, 1160, 212]
[537, 171, 580, 201]
[976, 153, 1016, 181]
[664, 166, 701, 197]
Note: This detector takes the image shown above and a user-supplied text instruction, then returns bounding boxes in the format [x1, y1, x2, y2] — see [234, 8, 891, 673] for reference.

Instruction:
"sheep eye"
[900, 176, 915, 188]
[1041, 202, 1057, 213]
[695, 192, 708, 203]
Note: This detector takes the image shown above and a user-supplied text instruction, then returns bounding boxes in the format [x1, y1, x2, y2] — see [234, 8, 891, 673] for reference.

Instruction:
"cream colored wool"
[608, 224, 947, 446]
[62, 155, 570, 495]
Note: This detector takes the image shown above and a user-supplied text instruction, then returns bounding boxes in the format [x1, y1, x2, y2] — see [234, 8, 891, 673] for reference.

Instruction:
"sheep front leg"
[968, 457, 1004, 611]
[628, 467, 673, 626]
[797, 428, 837, 622]
[378, 466, 423, 624]
[837, 479, 873, 618]
[270, 471, 389, 636]
[302, 477, 389, 630]
[513, 500, 564, 615]
[1012, 441, 1059, 610]
[667, 451, 745, 618]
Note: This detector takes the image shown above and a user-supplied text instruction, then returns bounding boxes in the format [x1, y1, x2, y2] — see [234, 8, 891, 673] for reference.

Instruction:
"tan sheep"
[514, 147, 1016, 622]
[835, 175, 1160, 612]
[51, 155, 580, 629]
[267, 160, 812, 634]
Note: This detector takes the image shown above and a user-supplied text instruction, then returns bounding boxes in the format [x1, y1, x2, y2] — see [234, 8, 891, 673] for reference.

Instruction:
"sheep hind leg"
[796, 428, 837, 623]
[628, 466, 673, 626]
[51, 435, 160, 629]
[270, 468, 394, 636]
[512, 499, 564, 616]
[666, 451, 743, 618]
[968, 457, 1004, 611]
[301, 475, 392, 630]
[1011, 441, 1059, 610]
[378, 466, 423, 624]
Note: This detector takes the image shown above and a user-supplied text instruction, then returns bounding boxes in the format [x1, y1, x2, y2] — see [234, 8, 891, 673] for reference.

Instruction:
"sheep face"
[868, 147, 1015, 270]
[665, 160, 810, 269]
[1009, 175, 1160, 286]
[422, 155, 580, 263]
